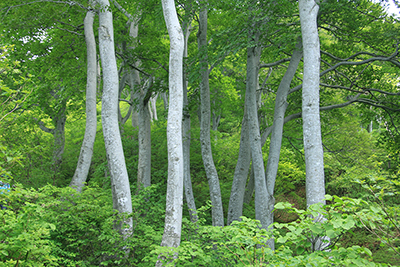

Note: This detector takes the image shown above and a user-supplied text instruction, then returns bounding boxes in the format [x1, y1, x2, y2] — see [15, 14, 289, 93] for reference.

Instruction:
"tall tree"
[245, 3, 272, 246]
[70, 0, 97, 193]
[299, 0, 328, 251]
[198, 0, 224, 226]
[98, 0, 132, 239]
[182, 0, 197, 223]
[157, 0, 185, 259]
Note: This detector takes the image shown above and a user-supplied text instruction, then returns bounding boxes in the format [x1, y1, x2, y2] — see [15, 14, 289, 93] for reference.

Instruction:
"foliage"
[0, 185, 57, 266]
[146, 198, 391, 266]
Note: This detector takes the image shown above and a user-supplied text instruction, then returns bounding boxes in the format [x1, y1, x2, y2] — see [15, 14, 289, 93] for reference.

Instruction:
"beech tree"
[158, 0, 185, 255]
[98, 0, 132, 238]
[70, 0, 97, 193]
[198, 0, 224, 227]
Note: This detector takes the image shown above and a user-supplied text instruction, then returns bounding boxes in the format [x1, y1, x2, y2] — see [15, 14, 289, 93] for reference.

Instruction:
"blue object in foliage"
[0, 180, 10, 210]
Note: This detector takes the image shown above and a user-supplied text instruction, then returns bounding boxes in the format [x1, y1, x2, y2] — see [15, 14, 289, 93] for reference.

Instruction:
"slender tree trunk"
[227, 111, 251, 225]
[246, 21, 272, 246]
[198, 0, 224, 226]
[70, 3, 97, 192]
[157, 0, 184, 262]
[263, 38, 303, 233]
[299, 0, 326, 208]
[299, 0, 329, 251]
[98, 0, 132, 239]
[137, 86, 152, 189]
[182, 9, 197, 223]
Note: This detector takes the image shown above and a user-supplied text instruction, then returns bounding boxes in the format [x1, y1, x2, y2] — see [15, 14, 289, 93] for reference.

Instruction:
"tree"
[70, 0, 97, 193]
[197, 0, 224, 227]
[157, 0, 185, 257]
[299, 0, 328, 251]
[98, 0, 132, 239]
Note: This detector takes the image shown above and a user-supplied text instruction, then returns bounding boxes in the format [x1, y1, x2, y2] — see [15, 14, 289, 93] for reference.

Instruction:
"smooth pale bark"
[198, 1, 224, 226]
[264, 38, 303, 229]
[98, 0, 132, 238]
[157, 0, 184, 258]
[70, 4, 97, 193]
[227, 111, 251, 225]
[299, 0, 329, 251]
[246, 26, 272, 246]
[299, 0, 326, 207]
[182, 11, 197, 223]
[150, 94, 158, 121]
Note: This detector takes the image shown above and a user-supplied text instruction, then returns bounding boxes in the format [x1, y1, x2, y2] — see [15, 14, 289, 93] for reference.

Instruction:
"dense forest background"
[0, 0, 399, 266]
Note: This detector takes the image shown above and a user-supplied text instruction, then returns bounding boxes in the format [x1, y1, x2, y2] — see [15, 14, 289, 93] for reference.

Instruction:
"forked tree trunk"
[245, 16, 273, 247]
[263, 38, 303, 242]
[70, 2, 97, 192]
[198, 0, 224, 226]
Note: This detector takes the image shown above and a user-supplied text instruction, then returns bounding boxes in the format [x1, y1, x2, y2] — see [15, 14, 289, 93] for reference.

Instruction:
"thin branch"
[259, 58, 291, 69]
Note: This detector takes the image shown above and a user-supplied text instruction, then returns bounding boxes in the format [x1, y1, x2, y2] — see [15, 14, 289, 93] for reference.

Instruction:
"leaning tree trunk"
[157, 0, 185, 263]
[263, 38, 303, 235]
[98, 0, 132, 239]
[198, 0, 224, 226]
[70, 2, 97, 193]
[299, 0, 329, 251]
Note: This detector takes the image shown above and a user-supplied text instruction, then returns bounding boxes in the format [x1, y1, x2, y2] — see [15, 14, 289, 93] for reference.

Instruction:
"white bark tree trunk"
[157, 0, 185, 260]
[263, 38, 303, 234]
[246, 22, 272, 246]
[70, 3, 97, 193]
[198, 0, 224, 226]
[299, 0, 329, 251]
[299, 0, 326, 208]
[98, 0, 132, 238]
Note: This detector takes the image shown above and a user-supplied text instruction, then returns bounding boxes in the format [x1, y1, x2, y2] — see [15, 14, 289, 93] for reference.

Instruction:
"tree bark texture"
[299, 0, 326, 207]
[70, 4, 97, 193]
[158, 0, 185, 256]
[263, 38, 303, 231]
[198, 1, 224, 227]
[299, 0, 329, 252]
[246, 23, 273, 246]
[182, 12, 197, 223]
[98, 0, 132, 238]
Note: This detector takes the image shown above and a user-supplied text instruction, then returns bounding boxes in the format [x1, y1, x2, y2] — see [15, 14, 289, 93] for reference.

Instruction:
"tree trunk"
[299, 0, 328, 251]
[182, 9, 197, 223]
[157, 0, 185, 260]
[263, 38, 303, 234]
[198, 0, 224, 226]
[98, 0, 132, 239]
[246, 22, 272, 246]
[227, 111, 251, 225]
[70, 3, 97, 193]
[137, 83, 152, 189]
